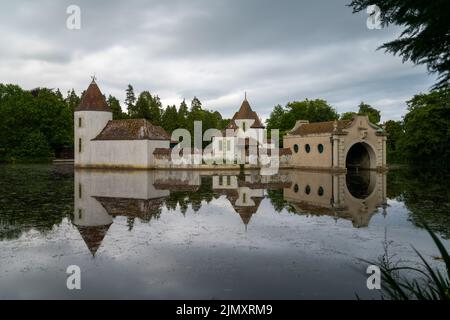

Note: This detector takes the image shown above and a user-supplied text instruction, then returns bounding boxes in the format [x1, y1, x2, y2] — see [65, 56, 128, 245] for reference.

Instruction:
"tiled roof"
[76, 224, 112, 256]
[290, 119, 352, 136]
[93, 119, 171, 141]
[228, 99, 265, 129]
[95, 196, 165, 220]
[76, 80, 111, 112]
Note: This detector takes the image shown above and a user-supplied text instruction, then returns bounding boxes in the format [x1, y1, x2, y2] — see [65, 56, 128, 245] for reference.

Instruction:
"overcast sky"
[0, 0, 436, 121]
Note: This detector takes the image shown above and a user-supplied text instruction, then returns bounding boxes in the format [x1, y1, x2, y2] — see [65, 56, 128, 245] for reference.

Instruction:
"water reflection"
[283, 170, 387, 228]
[2, 165, 449, 299]
[73, 169, 387, 255]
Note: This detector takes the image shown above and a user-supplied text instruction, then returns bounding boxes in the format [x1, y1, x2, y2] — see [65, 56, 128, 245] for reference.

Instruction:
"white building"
[212, 97, 282, 165]
[74, 79, 171, 169]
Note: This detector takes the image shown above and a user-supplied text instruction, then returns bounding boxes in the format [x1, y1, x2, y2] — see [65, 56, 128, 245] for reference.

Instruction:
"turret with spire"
[74, 77, 113, 167]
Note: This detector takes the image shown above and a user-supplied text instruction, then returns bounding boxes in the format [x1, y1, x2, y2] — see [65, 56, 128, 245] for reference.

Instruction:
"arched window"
[293, 144, 299, 153]
[318, 187, 324, 196]
[318, 144, 324, 154]
[305, 185, 311, 195]
[305, 144, 311, 153]
[294, 184, 299, 193]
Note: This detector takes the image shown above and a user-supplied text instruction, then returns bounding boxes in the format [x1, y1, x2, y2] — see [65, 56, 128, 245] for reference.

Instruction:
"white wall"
[74, 111, 112, 166]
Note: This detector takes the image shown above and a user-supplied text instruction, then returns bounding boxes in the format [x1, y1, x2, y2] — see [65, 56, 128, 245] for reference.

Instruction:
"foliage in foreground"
[374, 222, 450, 300]
[348, 0, 450, 90]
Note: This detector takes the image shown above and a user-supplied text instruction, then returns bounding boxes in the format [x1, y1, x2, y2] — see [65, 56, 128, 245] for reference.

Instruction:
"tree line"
[0, 83, 448, 165]
[0, 84, 228, 162]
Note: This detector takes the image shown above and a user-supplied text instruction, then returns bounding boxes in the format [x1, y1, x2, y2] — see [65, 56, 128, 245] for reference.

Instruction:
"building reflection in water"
[212, 173, 291, 228]
[284, 170, 387, 228]
[73, 169, 386, 255]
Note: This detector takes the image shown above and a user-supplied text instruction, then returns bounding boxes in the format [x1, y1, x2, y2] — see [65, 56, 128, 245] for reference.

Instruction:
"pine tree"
[125, 84, 136, 116]
[107, 95, 126, 120]
[177, 99, 189, 129]
[149, 94, 162, 126]
[134, 91, 152, 119]
[161, 105, 179, 133]
[65, 89, 80, 113]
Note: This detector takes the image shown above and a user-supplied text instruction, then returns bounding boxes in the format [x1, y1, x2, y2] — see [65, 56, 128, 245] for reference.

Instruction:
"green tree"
[134, 91, 152, 119]
[348, 0, 450, 89]
[148, 94, 163, 126]
[177, 99, 189, 129]
[187, 97, 204, 134]
[133, 91, 163, 125]
[340, 111, 357, 121]
[125, 84, 136, 116]
[191, 96, 202, 112]
[384, 120, 404, 162]
[161, 105, 179, 133]
[266, 104, 286, 130]
[287, 99, 339, 125]
[358, 102, 381, 124]
[107, 95, 127, 120]
[12, 131, 53, 160]
[399, 88, 450, 164]
[0, 85, 72, 162]
[265, 99, 338, 147]
[65, 89, 80, 113]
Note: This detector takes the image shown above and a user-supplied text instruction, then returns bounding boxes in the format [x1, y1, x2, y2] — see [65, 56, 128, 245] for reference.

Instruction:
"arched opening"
[345, 142, 375, 170]
[345, 170, 376, 199]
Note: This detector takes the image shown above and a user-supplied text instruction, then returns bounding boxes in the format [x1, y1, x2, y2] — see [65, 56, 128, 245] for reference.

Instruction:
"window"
[305, 185, 311, 195]
[318, 144, 324, 153]
[318, 187, 324, 196]
[294, 184, 299, 193]
[242, 122, 247, 132]
[78, 138, 82, 153]
[227, 176, 231, 186]
[227, 140, 231, 151]
[293, 144, 299, 153]
[305, 144, 311, 153]
[78, 209, 82, 219]
[78, 117, 82, 128]
[78, 183, 82, 199]
[243, 192, 247, 204]
[218, 140, 223, 151]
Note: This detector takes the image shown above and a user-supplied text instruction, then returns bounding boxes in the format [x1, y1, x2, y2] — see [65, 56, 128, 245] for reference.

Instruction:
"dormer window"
[242, 122, 247, 132]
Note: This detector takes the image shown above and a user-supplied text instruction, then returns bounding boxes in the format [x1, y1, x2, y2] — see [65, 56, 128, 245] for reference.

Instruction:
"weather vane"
[91, 75, 97, 82]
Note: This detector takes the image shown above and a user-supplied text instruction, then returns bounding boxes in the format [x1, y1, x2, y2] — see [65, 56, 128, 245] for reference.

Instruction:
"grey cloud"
[0, 0, 436, 121]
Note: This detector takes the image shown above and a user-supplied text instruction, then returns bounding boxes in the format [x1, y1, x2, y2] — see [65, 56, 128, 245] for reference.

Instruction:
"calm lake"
[0, 164, 449, 299]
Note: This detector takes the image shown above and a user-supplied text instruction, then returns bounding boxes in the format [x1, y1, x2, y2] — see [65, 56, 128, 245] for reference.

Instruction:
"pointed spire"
[76, 77, 111, 112]
[76, 224, 112, 257]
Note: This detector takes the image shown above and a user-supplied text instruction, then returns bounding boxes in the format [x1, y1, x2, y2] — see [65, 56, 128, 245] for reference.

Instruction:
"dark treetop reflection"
[0, 165, 449, 299]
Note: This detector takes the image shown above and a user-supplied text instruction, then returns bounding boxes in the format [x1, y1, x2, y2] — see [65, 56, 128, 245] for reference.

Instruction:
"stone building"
[283, 115, 387, 171]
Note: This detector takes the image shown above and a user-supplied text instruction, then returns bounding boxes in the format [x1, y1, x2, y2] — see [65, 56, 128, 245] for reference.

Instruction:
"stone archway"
[345, 142, 376, 170]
